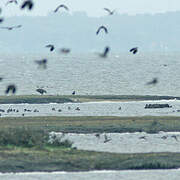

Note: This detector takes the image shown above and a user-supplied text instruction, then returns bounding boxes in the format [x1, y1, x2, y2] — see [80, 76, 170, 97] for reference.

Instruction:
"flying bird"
[96, 26, 108, 35]
[45, 44, 55, 52]
[36, 88, 47, 95]
[104, 8, 115, 15]
[5, 84, 16, 94]
[130, 47, 138, 54]
[6, 0, 18, 6]
[35, 58, 47, 69]
[146, 78, 158, 85]
[21, 0, 33, 10]
[54, 4, 69, 13]
[60, 48, 71, 54]
[0, 25, 22, 30]
[99, 46, 110, 58]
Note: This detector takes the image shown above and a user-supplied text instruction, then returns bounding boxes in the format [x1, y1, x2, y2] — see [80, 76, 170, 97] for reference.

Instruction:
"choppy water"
[1, 170, 180, 180]
[0, 53, 180, 96]
[0, 99, 180, 117]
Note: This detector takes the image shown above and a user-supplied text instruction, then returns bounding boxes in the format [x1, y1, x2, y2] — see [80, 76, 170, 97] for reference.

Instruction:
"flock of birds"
[0, 0, 158, 96]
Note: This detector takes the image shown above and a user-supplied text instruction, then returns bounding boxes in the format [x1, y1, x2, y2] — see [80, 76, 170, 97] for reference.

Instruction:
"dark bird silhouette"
[60, 48, 71, 54]
[171, 135, 178, 141]
[35, 58, 47, 69]
[21, 0, 33, 10]
[0, 77, 3, 82]
[6, 0, 18, 6]
[104, 8, 115, 15]
[0, 18, 3, 23]
[130, 47, 138, 54]
[54, 4, 69, 13]
[72, 91, 76, 95]
[5, 84, 16, 94]
[36, 88, 47, 95]
[146, 78, 158, 85]
[96, 26, 108, 35]
[99, 46, 110, 58]
[45, 44, 55, 52]
[104, 134, 111, 143]
[0, 25, 22, 30]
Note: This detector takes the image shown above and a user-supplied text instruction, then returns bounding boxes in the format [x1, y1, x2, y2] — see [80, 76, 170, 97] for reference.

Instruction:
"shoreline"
[0, 95, 179, 104]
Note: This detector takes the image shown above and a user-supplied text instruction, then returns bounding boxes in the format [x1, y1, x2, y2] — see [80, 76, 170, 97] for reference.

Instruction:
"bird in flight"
[104, 8, 115, 15]
[45, 44, 55, 52]
[99, 46, 110, 58]
[130, 47, 138, 54]
[21, 0, 33, 10]
[0, 25, 22, 30]
[36, 88, 47, 95]
[54, 4, 69, 13]
[6, 0, 18, 6]
[146, 78, 158, 85]
[35, 58, 47, 69]
[60, 48, 71, 54]
[96, 26, 108, 35]
[5, 84, 16, 94]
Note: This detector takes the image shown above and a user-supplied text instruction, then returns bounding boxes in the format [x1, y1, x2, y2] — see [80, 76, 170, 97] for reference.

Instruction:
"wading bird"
[130, 47, 138, 54]
[21, 0, 33, 10]
[104, 8, 115, 15]
[0, 25, 22, 30]
[36, 88, 47, 95]
[5, 84, 16, 94]
[146, 78, 158, 85]
[54, 4, 69, 13]
[45, 44, 55, 52]
[99, 46, 110, 58]
[35, 58, 47, 69]
[96, 26, 108, 35]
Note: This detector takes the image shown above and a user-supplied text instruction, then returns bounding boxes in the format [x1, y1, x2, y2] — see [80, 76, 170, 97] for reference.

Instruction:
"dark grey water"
[1, 170, 180, 180]
[0, 100, 180, 117]
[0, 53, 179, 96]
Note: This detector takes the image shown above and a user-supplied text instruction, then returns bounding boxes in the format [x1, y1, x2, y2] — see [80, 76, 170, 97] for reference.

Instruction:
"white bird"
[104, 8, 115, 15]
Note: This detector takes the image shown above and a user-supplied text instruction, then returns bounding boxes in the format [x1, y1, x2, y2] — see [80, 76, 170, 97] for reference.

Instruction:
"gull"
[5, 84, 16, 94]
[36, 88, 47, 95]
[104, 8, 115, 15]
[45, 44, 55, 52]
[99, 46, 110, 58]
[130, 47, 138, 54]
[34, 58, 47, 69]
[6, 0, 18, 6]
[0, 25, 22, 30]
[54, 4, 69, 13]
[96, 26, 108, 35]
[146, 78, 158, 85]
[21, 0, 33, 10]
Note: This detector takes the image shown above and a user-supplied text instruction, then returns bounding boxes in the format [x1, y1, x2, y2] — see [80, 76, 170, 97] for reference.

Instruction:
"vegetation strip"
[0, 116, 180, 172]
[0, 95, 179, 104]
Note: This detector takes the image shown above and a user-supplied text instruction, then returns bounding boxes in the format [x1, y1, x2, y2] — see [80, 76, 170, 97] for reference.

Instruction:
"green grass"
[0, 115, 180, 172]
[0, 116, 180, 133]
[0, 94, 179, 103]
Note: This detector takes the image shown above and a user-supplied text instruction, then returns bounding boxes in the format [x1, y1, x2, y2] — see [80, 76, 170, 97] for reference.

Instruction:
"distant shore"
[0, 95, 179, 104]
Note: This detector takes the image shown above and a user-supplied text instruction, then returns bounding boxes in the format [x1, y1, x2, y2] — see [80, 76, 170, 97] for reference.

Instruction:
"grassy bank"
[1, 116, 180, 133]
[0, 94, 179, 104]
[1, 116, 180, 172]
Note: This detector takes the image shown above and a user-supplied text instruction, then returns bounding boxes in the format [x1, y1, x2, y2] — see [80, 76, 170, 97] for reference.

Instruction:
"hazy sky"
[0, 0, 180, 17]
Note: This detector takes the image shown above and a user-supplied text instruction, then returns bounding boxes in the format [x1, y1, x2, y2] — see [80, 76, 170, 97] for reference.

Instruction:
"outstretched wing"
[54, 4, 69, 12]
[96, 26, 108, 35]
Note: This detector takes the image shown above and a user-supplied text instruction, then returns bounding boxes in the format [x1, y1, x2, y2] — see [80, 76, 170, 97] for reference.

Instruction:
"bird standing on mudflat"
[146, 78, 158, 85]
[36, 88, 47, 95]
[35, 58, 47, 69]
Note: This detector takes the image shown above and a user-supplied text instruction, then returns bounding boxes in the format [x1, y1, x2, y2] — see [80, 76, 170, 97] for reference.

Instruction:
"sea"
[1, 52, 180, 179]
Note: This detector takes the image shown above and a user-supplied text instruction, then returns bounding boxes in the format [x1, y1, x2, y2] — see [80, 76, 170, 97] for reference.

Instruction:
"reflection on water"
[0, 100, 180, 117]
[1, 170, 180, 180]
